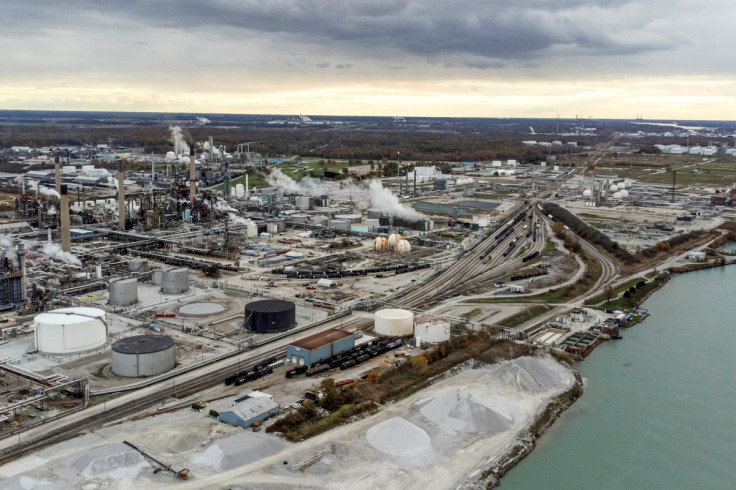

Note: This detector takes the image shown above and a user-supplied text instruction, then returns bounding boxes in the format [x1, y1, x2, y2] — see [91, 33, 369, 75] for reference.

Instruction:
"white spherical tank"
[612, 192, 623, 200]
[374, 236, 390, 252]
[374, 309, 414, 336]
[414, 318, 451, 343]
[396, 239, 411, 254]
[619, 189, 629, 198]
[387, 233, 402, 249]
[582, 189, 592, 198]
[34, 307, 107, 355]
[609, 184, 619, 192]
[162, 267, 189, 294]
[624, 180, 632, 188]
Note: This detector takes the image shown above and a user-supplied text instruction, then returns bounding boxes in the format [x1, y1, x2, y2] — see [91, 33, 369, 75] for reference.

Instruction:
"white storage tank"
[295, 196, 312, 210]
[246, 223, 258, 237]
[235, 184, 245, 199]
[335, 213, 363, 224]
[161, 267, 189, 294]
[108, 277, 138, 306]
[388, 233, 402, 249]
[396, 239, 411, 254]
[152, 270, 163, 285]
[414, 318, 451, 343]
[374, 309, 414, 336]
[34, 307, 107, 355]
[111, 335, 176, 377]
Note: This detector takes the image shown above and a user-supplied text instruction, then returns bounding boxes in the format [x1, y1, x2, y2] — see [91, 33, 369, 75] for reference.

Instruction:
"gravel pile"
[484, 356, 562, 394]
[69, 443, 148, 480]
[191, 432, 285, 471]
[416, 388, 519, 433]
[366, 417, 434, 466]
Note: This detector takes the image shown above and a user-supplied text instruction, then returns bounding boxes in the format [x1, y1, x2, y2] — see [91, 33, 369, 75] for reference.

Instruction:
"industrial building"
[218, 391, 280, 429]
[244, 299, 296, 333]
[111, 335, 176, 377]
[34, 307, 108, 355]
[286, 329, 355, 366]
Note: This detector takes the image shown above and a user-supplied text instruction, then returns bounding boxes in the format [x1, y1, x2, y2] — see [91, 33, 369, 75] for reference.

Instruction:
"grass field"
[596, 155, 736, 186]
[496, 305, 551, 328]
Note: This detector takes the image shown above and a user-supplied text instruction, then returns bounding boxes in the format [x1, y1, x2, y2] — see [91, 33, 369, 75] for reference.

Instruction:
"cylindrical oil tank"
[374, 309, 414, 336]
[414, 318, 451, 343]
[266, 222, 279, 235]
[235, 184, 245, 198]
[152, 270, 163, 285]
[34, 307, 107, 355]
[111, 335, 175, 377]
[367, 209, 383, 220]
[335, 213, 363, 224]
[128, 259, 146, 272]
[328, 219, 351, 231]
[244, 299, 296, 333]
[290, 214, 310, 224]
[161, 267, 189, 294]
[108, 277, 138, 306]
[295, 196, 312, 210]
[246, 223, 258, 237]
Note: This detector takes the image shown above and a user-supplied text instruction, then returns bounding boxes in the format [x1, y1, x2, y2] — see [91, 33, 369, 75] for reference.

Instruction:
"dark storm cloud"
[1, 0, 675, 61]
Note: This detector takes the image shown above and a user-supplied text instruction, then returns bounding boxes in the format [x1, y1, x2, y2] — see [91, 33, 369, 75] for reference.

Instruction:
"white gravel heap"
[416, 387, 519, 433]
[70, 443, 148, 480]
[484, 356, 563, 395]
[366, 417, 432, 457]
[191, 432, 285, 471]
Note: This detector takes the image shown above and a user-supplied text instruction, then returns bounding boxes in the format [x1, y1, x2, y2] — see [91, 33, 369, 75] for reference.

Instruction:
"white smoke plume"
[0, 236, 17, 263]
[48, 205, 57, 215]
[456, 178, 474, 185]
[228, 213, 254, 226]
[41, 242, 81, 266]
[266, 168, 302, 194]
[169, 126, 189, 156]
[197, 116, 210, 125]
[213, 198, 237, 213]
[38, 185, 60, 199]
[360, 180, 425, 221]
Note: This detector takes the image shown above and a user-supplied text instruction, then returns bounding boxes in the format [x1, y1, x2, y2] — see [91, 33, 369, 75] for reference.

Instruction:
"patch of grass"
[440, 233, 464, 243]
[544, 238, 557, 253]
[497, 305, 551, 328]
[461, 308, 482, 319]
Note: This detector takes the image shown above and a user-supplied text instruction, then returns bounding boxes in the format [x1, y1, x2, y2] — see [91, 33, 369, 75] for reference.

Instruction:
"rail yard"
[0, 116, 734, 488]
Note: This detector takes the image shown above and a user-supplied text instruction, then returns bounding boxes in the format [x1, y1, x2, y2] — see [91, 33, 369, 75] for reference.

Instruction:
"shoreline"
[479, 259, 734, 488]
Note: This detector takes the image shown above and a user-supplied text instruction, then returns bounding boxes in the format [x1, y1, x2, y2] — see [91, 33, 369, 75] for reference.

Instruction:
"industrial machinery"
[123, 441, 190, 480]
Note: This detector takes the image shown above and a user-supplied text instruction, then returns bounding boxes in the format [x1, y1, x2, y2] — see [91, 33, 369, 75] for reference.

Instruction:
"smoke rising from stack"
[169, 126, 189, 156]
[60, 184, 71, 252]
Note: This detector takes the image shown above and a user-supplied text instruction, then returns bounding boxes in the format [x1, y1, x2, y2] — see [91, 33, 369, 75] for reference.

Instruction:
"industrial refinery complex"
[0, 114, 734, 488]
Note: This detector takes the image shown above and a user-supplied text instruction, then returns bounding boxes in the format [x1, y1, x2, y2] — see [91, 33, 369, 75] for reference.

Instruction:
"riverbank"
[500, 261, 736, 488]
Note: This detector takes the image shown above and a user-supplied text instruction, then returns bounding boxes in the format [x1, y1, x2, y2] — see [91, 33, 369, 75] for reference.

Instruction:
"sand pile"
[366, 417, 435, 466]
[70, 443, 148, 480]
[191, 432, 285, 471]
[417, 388, 519, 433]
[168, 432, 206, 453]
[484, 356, 562, 394]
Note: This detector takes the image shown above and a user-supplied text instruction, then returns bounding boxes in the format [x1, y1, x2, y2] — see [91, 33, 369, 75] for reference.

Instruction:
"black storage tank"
[244, 299, 296, 333]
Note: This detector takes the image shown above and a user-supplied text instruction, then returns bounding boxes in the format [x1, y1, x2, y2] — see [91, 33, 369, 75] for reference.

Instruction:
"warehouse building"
[218, 391, 280, 429]
[286, 329, 355, 366]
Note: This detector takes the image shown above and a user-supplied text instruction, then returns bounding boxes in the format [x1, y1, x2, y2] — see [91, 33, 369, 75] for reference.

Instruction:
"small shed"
[317, 278, 334, 289]
[218, 392, 280, 429]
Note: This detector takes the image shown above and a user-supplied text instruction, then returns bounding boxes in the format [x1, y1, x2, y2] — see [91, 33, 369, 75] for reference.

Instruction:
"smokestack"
[60, 185, 71, 252]
[118, 163, 126, 231]
[54, 155, 61, 195]
[189, 145, 196, 205]
[47, 227, 52, 243]
[16, 244, 27, 302]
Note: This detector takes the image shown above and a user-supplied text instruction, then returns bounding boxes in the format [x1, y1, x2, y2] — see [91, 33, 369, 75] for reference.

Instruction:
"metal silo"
[244, 299, 296, 333]
[161, 267, 189, 294]
[108, 277, 138, 306]
[111, 335, 176, 377]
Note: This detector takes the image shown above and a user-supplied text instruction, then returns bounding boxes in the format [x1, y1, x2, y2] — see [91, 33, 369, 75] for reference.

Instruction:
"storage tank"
[388, 233, 402, 249]
[245, 299, 296, 333]
[328, 219, 351, 231]
[161, 267, 189, 294]
[367, 209, 383, 220]
[619, 189, 629, 198]
[108, 277, 138, 306]
[374, 309, 414, 336]
[396, 239, 411, 254]
[609, 184, 618, 192]
[582, 189, 592, 198]
[246, 223, 258, 237]
[235, 184, 245, 198]
[335, 213, 363, 224]
[111, 335, 175, 377]
[414, 318, 451, 343]
[34, 307, 107, 355]
[374, 236, 390, 252]
[128, 259, 147, 272]
[295, 196, 312, 210]
[613, 192, 623, 200]
[152, 270, 163, 285]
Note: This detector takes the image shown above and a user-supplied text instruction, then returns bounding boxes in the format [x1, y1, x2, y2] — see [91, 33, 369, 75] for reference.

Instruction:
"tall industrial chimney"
[189, 145, 196, 205]
[118, 163, 126, 231]
[16, 243, 27, 302]
[54, 155, 61, 195]
[60, 185, 71, 252]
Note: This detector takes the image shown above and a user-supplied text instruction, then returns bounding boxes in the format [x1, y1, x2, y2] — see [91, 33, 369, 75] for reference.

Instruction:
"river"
[502, 265, 736, 489]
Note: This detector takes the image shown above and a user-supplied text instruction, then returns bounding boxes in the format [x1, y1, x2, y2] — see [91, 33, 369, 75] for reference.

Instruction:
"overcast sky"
[1, 1, 734, 119]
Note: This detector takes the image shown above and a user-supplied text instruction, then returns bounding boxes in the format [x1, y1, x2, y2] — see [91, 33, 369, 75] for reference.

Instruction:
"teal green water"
[502, 265, 736, 489]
